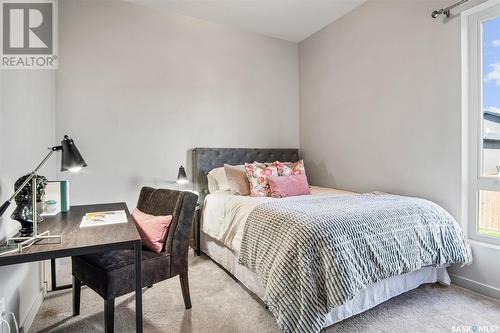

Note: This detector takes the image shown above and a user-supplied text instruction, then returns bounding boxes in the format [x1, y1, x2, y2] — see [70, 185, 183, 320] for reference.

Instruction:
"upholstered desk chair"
[71, 187, 198, 332]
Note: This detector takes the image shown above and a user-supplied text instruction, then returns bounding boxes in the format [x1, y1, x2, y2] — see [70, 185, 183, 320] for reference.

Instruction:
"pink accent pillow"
[132, 208, 172, 254]
[274, 160, 306, 176]
[244, 162, 279, 197]
[268, 174, 311, 198]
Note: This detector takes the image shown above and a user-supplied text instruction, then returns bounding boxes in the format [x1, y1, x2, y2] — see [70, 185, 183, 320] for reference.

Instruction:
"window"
[465, 1, 500, 244]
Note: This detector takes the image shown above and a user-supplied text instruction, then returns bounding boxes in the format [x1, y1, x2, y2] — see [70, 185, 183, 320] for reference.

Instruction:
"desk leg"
[134, 241, 143, 333]
[49, 258, 72, 292]
[51, 258, 56, 289]
[196, 213, 201, 256]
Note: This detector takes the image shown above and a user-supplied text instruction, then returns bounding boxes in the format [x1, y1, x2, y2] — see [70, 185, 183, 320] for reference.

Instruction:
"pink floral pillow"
[132, 208, 172, 254]
[274, 160, 306, 176]
[244, 162, 278, 197]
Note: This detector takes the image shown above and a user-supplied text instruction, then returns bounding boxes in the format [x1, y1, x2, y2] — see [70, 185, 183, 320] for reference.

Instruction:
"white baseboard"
[450, 274, 500, 301]
[19, 286, 46, 333]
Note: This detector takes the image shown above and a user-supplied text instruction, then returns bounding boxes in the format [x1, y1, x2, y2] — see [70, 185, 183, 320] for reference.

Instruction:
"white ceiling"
[129, 0, 366, 43]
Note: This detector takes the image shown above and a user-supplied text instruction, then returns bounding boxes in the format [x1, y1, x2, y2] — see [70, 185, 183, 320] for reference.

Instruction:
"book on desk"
[80, 210, 128, 228]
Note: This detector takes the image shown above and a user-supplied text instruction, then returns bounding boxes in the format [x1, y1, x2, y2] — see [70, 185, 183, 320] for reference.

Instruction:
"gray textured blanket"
[238, 193, 472, 333]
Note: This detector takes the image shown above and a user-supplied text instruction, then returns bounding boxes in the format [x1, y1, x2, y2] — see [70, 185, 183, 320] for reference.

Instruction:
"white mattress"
[200, 187, 451, 328]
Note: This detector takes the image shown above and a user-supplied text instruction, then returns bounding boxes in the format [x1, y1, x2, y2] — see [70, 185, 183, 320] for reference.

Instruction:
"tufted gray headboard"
[192, 148, 300, 205]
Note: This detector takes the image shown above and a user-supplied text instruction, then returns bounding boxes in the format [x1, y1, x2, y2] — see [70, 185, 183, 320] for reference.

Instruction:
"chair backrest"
[136, 187, 198, 275]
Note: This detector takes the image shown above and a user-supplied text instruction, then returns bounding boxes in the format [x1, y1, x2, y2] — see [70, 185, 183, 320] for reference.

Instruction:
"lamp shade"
[61, 135, 87, 172]
[176, 165, 188, 184]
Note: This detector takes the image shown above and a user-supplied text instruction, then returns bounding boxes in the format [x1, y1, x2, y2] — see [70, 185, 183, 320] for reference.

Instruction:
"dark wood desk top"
[0, 202, 141, 266]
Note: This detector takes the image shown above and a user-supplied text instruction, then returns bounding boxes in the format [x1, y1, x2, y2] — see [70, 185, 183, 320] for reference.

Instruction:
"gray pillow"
[224, 164, 250, 196]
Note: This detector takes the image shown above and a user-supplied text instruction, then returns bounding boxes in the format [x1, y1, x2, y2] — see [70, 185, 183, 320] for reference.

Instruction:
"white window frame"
[463, 0, 500, 245]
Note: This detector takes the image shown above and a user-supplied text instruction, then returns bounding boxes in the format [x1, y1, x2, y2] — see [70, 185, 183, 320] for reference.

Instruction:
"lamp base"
[1, 231, 62, 256]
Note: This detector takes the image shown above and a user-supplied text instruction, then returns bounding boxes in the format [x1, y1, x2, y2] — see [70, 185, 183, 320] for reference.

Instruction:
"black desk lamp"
[0, 135, 87, 254]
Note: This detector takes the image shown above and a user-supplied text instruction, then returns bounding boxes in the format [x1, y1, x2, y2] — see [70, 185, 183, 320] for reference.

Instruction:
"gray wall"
[56, 0, 299, 208]
[299, 0, 500, 298]
[0, 70, 56, 330]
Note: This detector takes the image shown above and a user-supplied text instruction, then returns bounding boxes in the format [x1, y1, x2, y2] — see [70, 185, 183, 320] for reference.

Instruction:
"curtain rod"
[431, 0, 470, 18]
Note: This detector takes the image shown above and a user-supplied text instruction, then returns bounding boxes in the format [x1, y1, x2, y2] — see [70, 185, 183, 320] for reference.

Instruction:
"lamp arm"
[0, 148, 58, 217]
[33, 147, 59, 174]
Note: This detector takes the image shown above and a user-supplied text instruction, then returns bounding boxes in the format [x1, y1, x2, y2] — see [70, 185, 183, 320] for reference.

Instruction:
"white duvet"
[201, 186, 356, 252]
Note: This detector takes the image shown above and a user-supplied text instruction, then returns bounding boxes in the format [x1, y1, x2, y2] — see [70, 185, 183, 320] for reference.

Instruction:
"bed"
[191, 148, 471, 333]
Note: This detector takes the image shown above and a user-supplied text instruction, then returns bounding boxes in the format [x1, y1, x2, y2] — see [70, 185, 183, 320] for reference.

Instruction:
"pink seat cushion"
[268, 174, 311, 198]
[132, 208, 172, 254]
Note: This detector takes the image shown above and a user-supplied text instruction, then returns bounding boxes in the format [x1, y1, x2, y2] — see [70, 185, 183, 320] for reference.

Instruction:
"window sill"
[468, 239, 500, 251]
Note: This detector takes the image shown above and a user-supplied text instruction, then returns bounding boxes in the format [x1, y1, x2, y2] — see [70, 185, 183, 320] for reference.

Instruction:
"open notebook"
[80, 210, 128, 228]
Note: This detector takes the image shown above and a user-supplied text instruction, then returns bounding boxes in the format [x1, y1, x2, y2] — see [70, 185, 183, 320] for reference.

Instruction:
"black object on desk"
[0, 202, 143, 333]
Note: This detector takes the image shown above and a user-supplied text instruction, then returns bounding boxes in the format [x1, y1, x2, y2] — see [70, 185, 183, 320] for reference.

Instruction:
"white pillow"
[207, 167, 230, 193]
[207, 173, 219, 193]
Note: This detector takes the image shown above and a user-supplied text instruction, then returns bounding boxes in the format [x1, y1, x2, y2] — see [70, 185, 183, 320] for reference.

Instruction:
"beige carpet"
[30, 251, 500, 333]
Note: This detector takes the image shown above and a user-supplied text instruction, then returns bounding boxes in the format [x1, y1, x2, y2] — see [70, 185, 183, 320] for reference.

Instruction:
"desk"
[0, 202, 143, 333]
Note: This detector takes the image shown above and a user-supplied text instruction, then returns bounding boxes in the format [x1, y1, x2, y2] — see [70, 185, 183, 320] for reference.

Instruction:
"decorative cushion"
[274, 160, 306, 176]
[244, 162, 279, 197]
[207, 167, 230, 193]
[268, 174, 311, 198]
[224, 164, 250, 195]
[207, 173, 219, 193]
[132, 208, 172, 254]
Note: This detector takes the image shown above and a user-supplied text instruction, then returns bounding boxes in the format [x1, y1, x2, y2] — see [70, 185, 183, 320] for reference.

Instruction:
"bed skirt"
[200, 232, 450, 328]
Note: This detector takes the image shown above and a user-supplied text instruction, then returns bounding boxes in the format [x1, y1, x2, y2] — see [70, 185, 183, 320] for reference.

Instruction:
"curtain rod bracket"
[432, 0, 469, 19]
